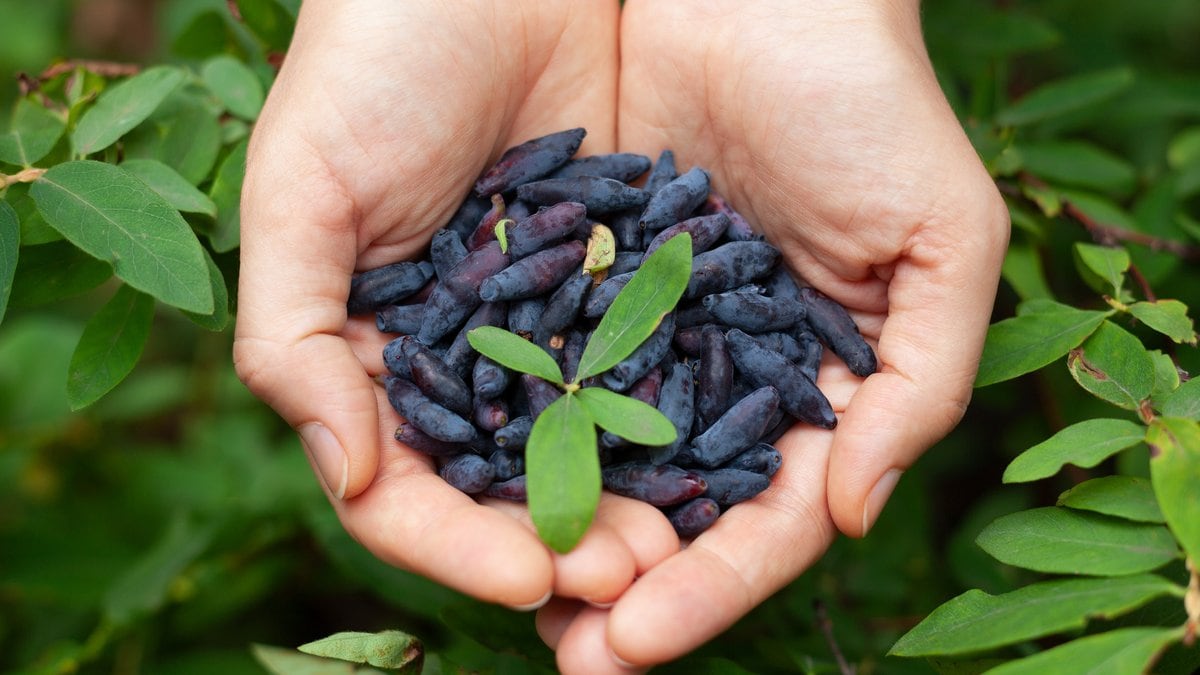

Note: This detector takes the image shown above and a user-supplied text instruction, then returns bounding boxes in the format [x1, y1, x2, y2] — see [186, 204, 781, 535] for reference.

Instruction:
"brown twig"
[37, 60, 140, 83]
[1, 167, 47, 188]
[814, 599, 856, 675]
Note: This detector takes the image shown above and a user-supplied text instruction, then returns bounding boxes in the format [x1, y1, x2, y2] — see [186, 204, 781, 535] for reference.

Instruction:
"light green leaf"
[31, 160, 214, 313]
[1149, 349, 1181, 404]
[181, 248, 230, 331]
[1021, 181, 1061, 217]
[67, 284, 156, 410]
[1000, 243, 1053, 301]
[201, 55, 265, 120]
[976, 507, 1179, 575]
[985, 627, 1182, 675]
[574, 386, 677, 446]
[995, 67, 1135, 127]
[72, 66, 187, 156]
[120, 159, 218, 216]
[251, 644, 356, 675]
[298, 630, 423, 671]
[1016, 140, 1137, 193]
[527, 394, 600, 553]
[103, 513, 215, 627]
[0, 201, 17, 325]
[1003, 417, 1142, 480]
[976, 300, 1110, 387]
[1073, 243, 1129, 296]
[1147, 417, 1200, 562]
[0, 98, 66, 166]
[1160, 376, 1200, 419]
[6, 240, 112, 308]
[1067, 320, 1154, 410]
[889, 574, 1179, 657]
[1058, 476, 1164, 524]
[1167, 126, 1200, 169]
[575, 233, 691, 382]
[207, 138, 247, 252]
[468, 326, 564, 385]
[1128, 299, 1197, 345]
[123, 91, 223, 185]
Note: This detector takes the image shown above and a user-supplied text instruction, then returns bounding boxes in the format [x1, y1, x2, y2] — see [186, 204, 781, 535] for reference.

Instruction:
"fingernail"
[862, 468, 902, 536]
[298, 423, 349, 500]
[506, 589, 552, 612]
[585, 598, 615, 609]
[609, 648, 638, 670]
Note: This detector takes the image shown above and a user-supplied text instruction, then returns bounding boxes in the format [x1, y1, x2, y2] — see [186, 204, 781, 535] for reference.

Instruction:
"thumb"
[234, 137, 379, 500]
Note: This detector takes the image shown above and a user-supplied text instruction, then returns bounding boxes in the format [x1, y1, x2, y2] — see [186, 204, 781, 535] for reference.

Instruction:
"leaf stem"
[1, 167, 47, 187]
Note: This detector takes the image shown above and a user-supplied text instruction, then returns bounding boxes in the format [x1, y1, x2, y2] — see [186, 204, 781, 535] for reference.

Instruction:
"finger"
[556, 606, 647, 675]
[827, 189, 1009, 537]
[606, 426, 838, 666]
[536, 597, 585, 650]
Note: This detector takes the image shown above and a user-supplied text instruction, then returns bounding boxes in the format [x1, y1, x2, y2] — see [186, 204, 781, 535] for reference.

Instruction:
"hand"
[233, 0, 672, 610]
[538, 0, 1010, 669]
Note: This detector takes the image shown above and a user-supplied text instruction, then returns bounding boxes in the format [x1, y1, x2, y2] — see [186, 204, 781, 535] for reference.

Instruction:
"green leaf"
[251, 644, 356, 675]
[120, 159, 218, 217]
[976, 507, 1179, 575]
[526, 394, 600, 553]
[72, 66, 187, 156]
[1160, 376, 1200, 419]
[1167, 126, 1200, 169]
[201, 55, 265, 120]
[236, 0, 296, 52]
[467, 326, 564, 385]
[170, 10, 231, 60]
[1016, 140, 1137, 193]
[0, 201, 17, 325]
[1149, 349, 1181, 403]
[7, 240, 112, 307]
[298, 631, 423, 671]
[181, 248, 231, 331]
[1058, 476, 1165, 524]
[1128, 299, 1197, 345]
[985, 627, 1182, 675]
[207, 137, 247, 252]
[1147, 417, 1200, 562]
[1020, 181, 1062, 217]
[1000, 243, 1053, 301]
[1067, 320, 1154, 410]
[975, 300, 1110, 387]
[7, 182, 60, 244]
[1073, 243, 1129, 296]
[103, 513, 216, 627]
[889, 574, 1179, 657]
[1062, 189, 1140, 230]
[574, 386, 677, 446]
[995, 67, 1135, 127]
[123, 92, 222, 185]
[31, 160, 214, 313]
[0, 98, 66, 166]
[575, 233, 691, 382]
[67, 284, 156, 410]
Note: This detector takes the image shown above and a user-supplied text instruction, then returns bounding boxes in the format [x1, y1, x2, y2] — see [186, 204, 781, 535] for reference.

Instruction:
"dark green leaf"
[103, 513, 216, 627]
[298, 631, 423, 671]
[574, 386, 677, 446]
[235, 0, 296, 52]
[975, 300, 1110, 387]
[201, 55, 265, 120]
[1000, 243, 1053, 301]
[467, 326, 563, 385]
[526, 393, 600, 553]
[207, 138, 247, 252]
[251, 644, 356, 675]
[181, 248, 231, 331]
[1063, 189, 1139, 230]
[6, 182, 60, 245]
[985, 627, 1182, 675]
[31, 160, 214, 313]
[976, 507, 1179, 575]
[1067, 320, 1154, 410]
[67, 284, 155, 410]
[72, 66, 187, 156]
[1058, 476, 1165, 523]
[1073, 243, 1129, 296]
[123, 91, 222, 185]
[889, 574, 1179, 657]
[1160, 376, 1200, 419]
[438, 601, 556, 667]
[1147, 417, 1200, 562]
[995, 67, 1135, 126]
[1003, 419, 1144, 483]
[1017, 140, 1137, 193]
[170, 10, 231, 60]
[120, 159, 218, 217]
[0, 98, 66, 166]
[7, 240, 111, 307]
[0, 201, 17, 325]
[1128, 299, 1197, 345]
[575, 233, 691, 382]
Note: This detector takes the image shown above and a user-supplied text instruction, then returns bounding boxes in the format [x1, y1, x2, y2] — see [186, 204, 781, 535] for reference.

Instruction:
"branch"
[814, 599, 856, 675]
[2, 167, 47, 188]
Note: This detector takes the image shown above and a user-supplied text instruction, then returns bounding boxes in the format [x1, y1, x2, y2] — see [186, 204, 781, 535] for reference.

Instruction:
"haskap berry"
[350, 128, 878, 539]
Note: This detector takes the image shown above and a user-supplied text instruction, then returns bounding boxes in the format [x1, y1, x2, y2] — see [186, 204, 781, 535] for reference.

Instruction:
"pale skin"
[233, 0, 1009, 672]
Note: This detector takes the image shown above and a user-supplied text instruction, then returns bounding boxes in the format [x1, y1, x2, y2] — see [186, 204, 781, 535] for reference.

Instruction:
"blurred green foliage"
[1, 0, 1199, 673]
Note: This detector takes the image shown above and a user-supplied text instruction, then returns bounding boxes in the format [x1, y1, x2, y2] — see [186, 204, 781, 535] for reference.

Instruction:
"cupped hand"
[233, 0, 667, 609]
[540, 0, 1010, 669]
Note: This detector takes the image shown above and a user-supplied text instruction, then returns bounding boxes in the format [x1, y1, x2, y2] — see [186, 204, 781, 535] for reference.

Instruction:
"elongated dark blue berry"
[703, 290, 804, 333]
[467, 194, 507, 250]
[583, 271, 634, 318]
[763, 264, 802, 301]
[642, 213, 730, 262]
[690, 386, 780, 468]
[549, 153, 652, 183]
[479, 240, 586, 302]
[701, 192, 759, 241]
[445, 193, 491, 239]
[692, 468, 771, 505]
[724, 443, 783, 477]
[665, 498, 719, 538]
[559, 329, 588, 383]
[640, 167, 710, 231]
[798, 287, 877, 377]
[685, 241, 781, 299]
[725, 329, 836, 429]
[522, 374, 561, 419]
[473, 396, 509, 432]
[472, 354, 512, 400]
[517, 176, 650, 214]
[608, 251, 643, 276]
[672, 325, 703, 357]
[394, 422, 468, 457]
[795, 327, 823, 382]
[643, 149, 678, 195]
[383, 336, 410, 377]
[695, 324, 733, 434]
[534, 271, 592, 345]
[610, 209, 642, 251]
[494, 415, 533, 449]
[401, 336, 473, 417]
[443, 301, 508, 379]
[429, 229, 468, 282]
[602, 462, 707, 506]
[601, 313, 676, 391]
[474, 128, 586, 197]
[485, 474, 528, 501]
[506, 201, 588, 259]
[648, 360, 694, 465]
[750, 331, 805, 362]
[507, 297, 545, 338]
[440, 453, 495, 494]
[488, 449, 524, 481]
[418, 241, 510, 344]
[376, 303, 425, 334]
[347, 260, 435, 315]
[384, 376, 478, 443]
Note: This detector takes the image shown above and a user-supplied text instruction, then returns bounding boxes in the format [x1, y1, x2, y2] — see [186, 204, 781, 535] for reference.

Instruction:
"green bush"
[1, 0, 1198, 673]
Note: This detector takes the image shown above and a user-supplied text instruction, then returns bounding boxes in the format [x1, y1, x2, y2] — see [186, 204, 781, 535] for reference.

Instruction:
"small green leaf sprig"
[467, 233, 693, 552]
